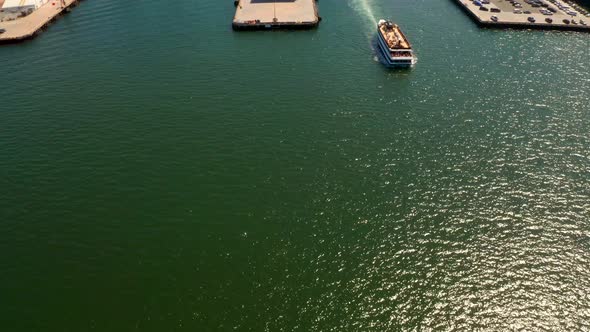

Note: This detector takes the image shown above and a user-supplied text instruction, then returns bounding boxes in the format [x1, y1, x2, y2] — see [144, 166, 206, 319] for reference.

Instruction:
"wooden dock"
[233, 0, 320, 30]
[454, 0, 590, 32]
[0, 0, 81, 43]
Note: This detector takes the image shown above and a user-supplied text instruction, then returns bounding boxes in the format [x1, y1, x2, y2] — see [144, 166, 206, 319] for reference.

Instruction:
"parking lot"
[457, 0, 590, 29]
[489, 0, 589, 24]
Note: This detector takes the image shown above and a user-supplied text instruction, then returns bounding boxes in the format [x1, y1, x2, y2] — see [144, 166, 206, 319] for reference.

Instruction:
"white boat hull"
[377, 34, 415, 68]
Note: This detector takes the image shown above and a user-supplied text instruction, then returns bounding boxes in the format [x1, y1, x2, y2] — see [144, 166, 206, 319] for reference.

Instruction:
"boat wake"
[349, 0, 377, 27]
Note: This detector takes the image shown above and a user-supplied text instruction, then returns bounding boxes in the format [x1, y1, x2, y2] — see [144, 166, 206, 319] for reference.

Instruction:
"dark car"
[491, 8, 501, 12]
[0, 28, 6, 34]
[479, 6, 489, 11]
[528, 16, 536, 22]
[545, 17, 553, 23]
[563, 19, 570, 24]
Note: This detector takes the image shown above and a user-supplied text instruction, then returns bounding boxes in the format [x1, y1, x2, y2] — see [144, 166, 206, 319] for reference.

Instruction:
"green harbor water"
[1, 0, 590, 330]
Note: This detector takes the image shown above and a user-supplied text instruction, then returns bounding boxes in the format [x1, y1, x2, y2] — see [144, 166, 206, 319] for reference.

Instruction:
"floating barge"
[454, 0, 590, 32]
[233, 0, 320, 30]
[0, 0, 81, 43]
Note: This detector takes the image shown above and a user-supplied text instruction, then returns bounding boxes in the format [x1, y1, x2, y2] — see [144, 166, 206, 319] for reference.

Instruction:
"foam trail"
[349, 0, 377, 27]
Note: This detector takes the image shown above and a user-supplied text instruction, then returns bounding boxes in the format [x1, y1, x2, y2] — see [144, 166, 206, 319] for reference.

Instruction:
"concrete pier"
[0, 0, 80, 43]
[233, 0, 319, 30]
[454, 0, 590, 32]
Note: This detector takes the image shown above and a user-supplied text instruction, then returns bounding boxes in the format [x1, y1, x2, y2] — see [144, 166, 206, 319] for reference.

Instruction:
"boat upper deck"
[378, 22, 412, 50]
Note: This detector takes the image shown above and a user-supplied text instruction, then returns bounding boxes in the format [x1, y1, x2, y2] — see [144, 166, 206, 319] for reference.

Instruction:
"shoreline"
[0, 0, 82, 44]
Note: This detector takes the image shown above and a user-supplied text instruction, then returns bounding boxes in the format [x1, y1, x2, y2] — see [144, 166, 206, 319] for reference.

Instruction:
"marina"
[0, 0, 80, 43]
[454, 0, 590, 31]
[232, 0, 319, 30]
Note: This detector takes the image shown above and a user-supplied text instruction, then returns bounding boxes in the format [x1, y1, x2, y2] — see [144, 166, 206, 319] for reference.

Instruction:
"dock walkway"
[0, 0, 80, 43]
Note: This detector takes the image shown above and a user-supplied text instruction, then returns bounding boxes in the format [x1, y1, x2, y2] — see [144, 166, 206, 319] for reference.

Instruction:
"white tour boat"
[377, 19, 416, 68]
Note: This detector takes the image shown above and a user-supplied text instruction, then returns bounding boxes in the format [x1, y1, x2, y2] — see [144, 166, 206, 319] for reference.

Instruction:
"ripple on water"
[0, 0, 589, 331]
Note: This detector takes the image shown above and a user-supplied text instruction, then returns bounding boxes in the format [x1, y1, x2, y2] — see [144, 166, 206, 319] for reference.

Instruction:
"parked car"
[0, 28, 6, 34]
[480, 6, 489, 11]
[528, 16, 536, 22]
[563, 19, 570, 24]
[491, 8, 501, 12]
[491, 15, 499, 22]
[545, 17, 553, 23]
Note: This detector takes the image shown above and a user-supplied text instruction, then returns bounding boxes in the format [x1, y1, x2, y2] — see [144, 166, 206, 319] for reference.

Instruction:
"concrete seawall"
[232, 0, 320, 30]
[0, 0, 82, 44]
